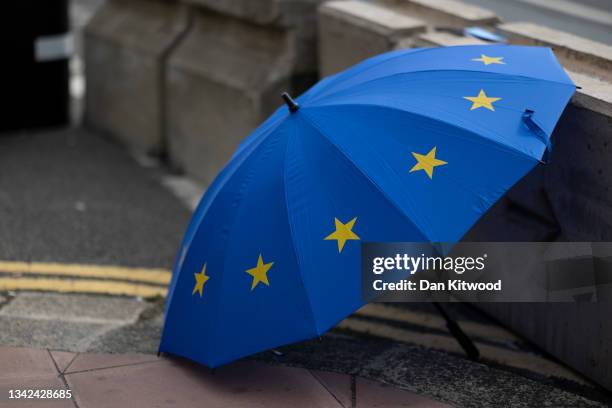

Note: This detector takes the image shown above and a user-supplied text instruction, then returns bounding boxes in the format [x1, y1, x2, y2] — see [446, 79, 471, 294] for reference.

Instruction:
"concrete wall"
[165, 10, 293, 184]
[85, 0, 321, 183]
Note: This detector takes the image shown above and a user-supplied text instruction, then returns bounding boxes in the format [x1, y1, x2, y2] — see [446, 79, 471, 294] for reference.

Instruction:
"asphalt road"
[0, 128, 191, 268]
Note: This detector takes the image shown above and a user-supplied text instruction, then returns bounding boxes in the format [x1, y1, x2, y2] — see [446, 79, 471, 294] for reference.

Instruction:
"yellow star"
[325, 217, 360, 253]
[246, 254, 273, 290]
[192, 263, 210, 297]
[471, 54, 505, 65]
[410, 146, 447, 179]
[463, 89, 501, 111]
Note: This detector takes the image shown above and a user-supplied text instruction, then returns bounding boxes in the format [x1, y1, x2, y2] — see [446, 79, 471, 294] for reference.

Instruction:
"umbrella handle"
[282, 92, 300, 113]
[523, 109, 552, 164]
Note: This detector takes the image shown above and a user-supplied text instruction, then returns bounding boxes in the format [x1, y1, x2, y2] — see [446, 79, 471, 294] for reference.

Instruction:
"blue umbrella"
[159, 45, 575, 367]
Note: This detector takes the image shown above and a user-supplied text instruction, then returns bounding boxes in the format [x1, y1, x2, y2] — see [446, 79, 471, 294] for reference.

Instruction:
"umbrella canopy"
[160, 45, 575, 367]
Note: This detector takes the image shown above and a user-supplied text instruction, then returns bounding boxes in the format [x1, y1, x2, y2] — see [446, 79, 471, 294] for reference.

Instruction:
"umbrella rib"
[305, 102, 543, 163]
[298, 113, 434, 242]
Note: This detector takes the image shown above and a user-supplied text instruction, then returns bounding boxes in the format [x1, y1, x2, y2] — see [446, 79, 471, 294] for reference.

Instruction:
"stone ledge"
[182, 0, 323, 28]
[382, 0, 499, 28]
[165, 10, 295, 184]
[182, 0, 282, 25]
[499, 21, 612, 82]
[321, 1, 426, 38]
[182, 0, 319, 77]
[567, 70, 612, 117]
[319, 1, 426, 75]
[167, 12, 293, 94]
[85, 0, 189, 54]
[411, 31, 487, 47]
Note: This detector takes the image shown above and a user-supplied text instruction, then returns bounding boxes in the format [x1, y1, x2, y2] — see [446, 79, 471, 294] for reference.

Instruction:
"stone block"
[477, 303, 612, 391]
[183, 0, 322, 80]
[318, 1, 426, 76]
[165, 11, 295, 184]
[499, 22, 612, 82]
[381, 0, 499, 28]
[544, 103, 612, 241]
[183, 0, 319, 27]
[84, 0, 189, 154]
[567, 70, 612, 117]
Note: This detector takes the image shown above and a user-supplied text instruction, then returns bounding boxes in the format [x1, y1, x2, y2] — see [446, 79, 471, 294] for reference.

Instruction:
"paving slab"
[66, 358, 343, 408]
[66, 352, 159, 373]
[49, 351, 78, 374]
[0, 347, 57, 380]
[0, 293, 147, 325]
[0, 376, 73, 408]
[310, 370, 353, 408]
[0, 316, 110, 352]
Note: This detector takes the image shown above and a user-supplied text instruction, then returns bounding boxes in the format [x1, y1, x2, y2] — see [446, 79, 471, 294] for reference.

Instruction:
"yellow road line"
[0, 261, 171, 285]
[0, 277, 167, 298]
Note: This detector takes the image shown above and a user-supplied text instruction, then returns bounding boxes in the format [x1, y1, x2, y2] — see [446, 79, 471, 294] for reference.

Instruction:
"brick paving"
[0, 346, 450, 408]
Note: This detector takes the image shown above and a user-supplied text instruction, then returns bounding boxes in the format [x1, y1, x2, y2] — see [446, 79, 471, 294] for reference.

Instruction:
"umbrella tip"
[281, 92, 299, 113]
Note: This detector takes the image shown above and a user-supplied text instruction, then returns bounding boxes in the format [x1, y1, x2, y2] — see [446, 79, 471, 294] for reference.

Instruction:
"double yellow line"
[0, 261, 172, 298]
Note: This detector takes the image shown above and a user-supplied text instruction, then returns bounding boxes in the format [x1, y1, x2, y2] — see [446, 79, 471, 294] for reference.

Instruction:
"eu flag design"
[160, 45, 576, 368]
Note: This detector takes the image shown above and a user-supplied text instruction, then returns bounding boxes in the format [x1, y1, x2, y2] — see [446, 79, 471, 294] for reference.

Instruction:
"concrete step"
[318, 0, 426, 76]
[499, 21, 612, 82]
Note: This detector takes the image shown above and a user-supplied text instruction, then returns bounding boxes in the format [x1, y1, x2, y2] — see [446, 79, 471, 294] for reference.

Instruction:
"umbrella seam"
[303, 103, 545, 163]
[160, 111, 289, 359]
[316, 80, 560, 116]
[215, 119, 297, 365]
[282, 120, 323, 337]
[309, 69, 575, 106]
[305, 47, 436, 101]
[297, 112, 434, 242]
